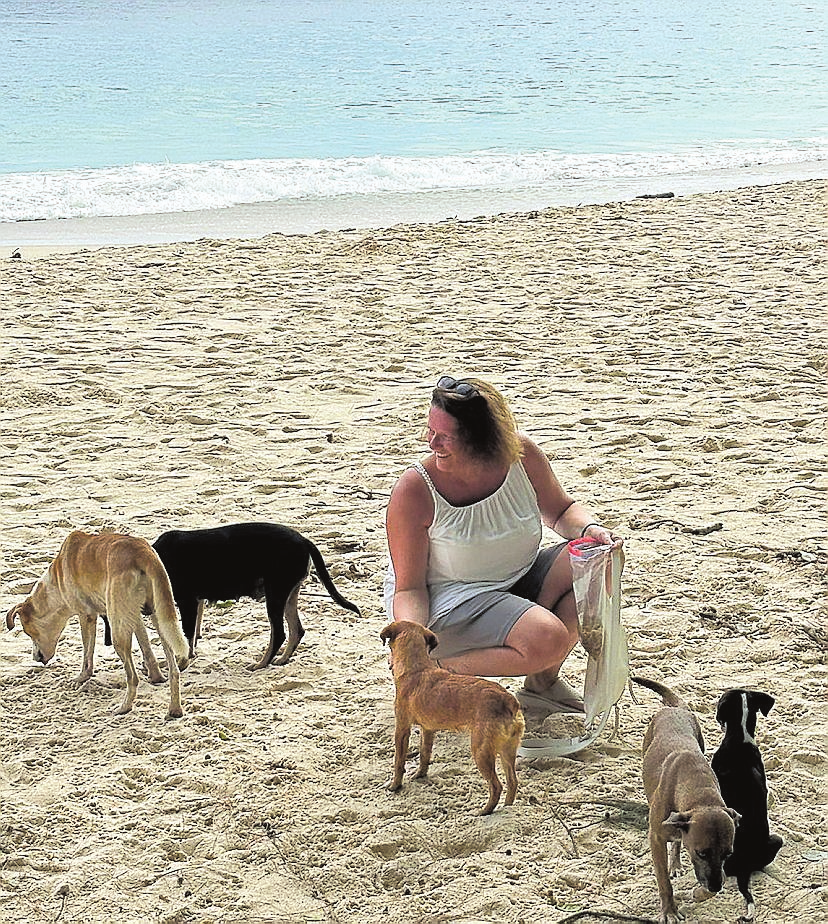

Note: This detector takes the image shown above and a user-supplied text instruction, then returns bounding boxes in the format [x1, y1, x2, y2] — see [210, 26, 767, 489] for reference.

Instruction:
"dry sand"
[1, 180, 826, 924]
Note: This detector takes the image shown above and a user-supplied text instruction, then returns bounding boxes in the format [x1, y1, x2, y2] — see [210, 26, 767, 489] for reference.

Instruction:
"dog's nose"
[694, 864, 724, 895]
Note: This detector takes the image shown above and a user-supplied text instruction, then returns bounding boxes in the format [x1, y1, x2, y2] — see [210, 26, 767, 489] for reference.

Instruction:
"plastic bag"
[570, 538, 629, 724]
[518, 538, 628, 758]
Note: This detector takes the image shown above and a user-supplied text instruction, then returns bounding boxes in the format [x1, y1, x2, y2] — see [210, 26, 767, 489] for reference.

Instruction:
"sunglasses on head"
[436, 375, 479, 399]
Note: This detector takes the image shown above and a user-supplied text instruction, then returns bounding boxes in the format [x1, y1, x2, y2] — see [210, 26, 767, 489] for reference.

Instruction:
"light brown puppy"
[632, 675, 740, 924]
[6, 530, 190, 719]
[380, 620, 524, 815]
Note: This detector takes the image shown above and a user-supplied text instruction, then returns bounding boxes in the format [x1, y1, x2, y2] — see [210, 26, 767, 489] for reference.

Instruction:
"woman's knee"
[507, 607, 570, 665]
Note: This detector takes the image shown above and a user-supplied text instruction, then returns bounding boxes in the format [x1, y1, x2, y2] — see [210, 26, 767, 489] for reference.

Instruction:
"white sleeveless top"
[383, 459, 542, 620]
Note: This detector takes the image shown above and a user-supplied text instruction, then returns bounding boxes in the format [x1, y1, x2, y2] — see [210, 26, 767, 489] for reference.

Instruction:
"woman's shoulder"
[517, 433, 547, 466]
[389, 460, 435, 514]
[387, 472, 433, 529]
[517, 434, 558, 483]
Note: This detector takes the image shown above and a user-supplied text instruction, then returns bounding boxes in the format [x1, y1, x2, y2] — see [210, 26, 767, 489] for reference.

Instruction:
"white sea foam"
[2, 143, 825, 224]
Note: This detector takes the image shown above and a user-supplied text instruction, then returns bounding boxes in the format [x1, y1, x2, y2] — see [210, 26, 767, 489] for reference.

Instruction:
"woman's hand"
[581, 523, 623, 546]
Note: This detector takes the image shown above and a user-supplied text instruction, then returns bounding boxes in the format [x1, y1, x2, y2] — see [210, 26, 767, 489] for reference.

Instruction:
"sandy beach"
[1, 180, 825, 924]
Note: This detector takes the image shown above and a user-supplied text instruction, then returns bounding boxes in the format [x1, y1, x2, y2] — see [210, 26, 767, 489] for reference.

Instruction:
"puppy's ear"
[749, 691, 775, 716]
[424, 628, 439, 652]
[726, 807, 741, 827]
[379, 623, 397, 646]
[6, 603, 22, 630]
[715, 690, 736, 725]
[663, 811, 692, 834]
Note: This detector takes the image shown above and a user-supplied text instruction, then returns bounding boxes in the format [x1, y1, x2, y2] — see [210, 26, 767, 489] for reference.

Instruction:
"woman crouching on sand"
[383, 375, 623, 714]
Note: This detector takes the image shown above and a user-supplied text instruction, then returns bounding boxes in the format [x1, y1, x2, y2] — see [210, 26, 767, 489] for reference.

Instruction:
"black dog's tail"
[307, 542, 361, 615]
[631, 675, 688, 709]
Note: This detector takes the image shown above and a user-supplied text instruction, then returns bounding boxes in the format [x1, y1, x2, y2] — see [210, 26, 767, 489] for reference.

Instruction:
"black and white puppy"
[711, 689, 783, 922]
[153, 522, 360, 669]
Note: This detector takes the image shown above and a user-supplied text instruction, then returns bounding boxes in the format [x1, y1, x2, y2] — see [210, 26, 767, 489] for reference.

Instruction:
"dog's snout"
[694, 861, 725, 894]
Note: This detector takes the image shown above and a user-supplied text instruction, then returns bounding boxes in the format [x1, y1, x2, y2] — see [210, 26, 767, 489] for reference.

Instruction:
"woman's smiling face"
[424, 405, 465, 468]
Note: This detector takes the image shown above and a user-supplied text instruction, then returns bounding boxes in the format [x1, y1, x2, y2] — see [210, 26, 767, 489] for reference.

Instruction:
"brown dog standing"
[632, 676, 740, 924]
[6, 530, 190, 719]
[380, 620, 524, 815]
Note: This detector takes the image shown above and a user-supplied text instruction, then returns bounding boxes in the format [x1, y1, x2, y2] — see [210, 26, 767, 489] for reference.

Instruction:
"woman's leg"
[523, 549, 580, 693]
[438, 603, 570, 677]
[437, 544, 580, 684]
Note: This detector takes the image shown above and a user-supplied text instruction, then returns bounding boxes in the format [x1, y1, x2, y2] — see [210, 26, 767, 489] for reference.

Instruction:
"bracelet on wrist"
[580, 522, 601, 538]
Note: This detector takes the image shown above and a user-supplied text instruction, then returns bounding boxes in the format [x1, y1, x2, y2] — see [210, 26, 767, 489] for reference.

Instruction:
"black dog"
[711, 689, 783, 922]
[153, 522, 360, 669]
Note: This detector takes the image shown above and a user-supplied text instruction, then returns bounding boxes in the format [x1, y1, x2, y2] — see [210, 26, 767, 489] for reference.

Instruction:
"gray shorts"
[429, 542, 568, 660]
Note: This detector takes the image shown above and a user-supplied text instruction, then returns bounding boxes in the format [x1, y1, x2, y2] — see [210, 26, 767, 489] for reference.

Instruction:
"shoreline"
[3, 160, 825, 258]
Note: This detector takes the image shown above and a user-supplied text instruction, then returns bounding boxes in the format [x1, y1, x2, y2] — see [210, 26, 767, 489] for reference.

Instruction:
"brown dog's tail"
[631, 675, 687, 709]
[144, 546, 190, 671]
[307, 541, 361, 615]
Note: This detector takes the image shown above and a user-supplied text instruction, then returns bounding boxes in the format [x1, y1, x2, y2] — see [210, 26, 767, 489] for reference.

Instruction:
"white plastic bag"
[570, 538, 629, 724]
[518, 538, 628, 758]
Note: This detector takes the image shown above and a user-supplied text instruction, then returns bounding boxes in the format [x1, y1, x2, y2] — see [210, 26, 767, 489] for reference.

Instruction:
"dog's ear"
[715, 690, 737, 725]
[6, 597, 31, 629]
[726, 807, 741, 827]
[380, 622, 398, 646]
[749, 691, 775, 716]
[424, 628, 439, 652]
[663, 811, 692, 834]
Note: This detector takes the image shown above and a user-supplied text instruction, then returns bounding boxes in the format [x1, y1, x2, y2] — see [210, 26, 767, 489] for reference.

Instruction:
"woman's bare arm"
[385, 467, 434, 625]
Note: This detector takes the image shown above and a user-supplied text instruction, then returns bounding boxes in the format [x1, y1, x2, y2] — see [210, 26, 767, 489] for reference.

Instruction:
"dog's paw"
[166, 706, 184, 720]
[386, 779, 403, 793]
[660, 910, 685, 924]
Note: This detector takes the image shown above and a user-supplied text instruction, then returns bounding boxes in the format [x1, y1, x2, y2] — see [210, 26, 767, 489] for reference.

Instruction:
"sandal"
[517, 676, 585, 715]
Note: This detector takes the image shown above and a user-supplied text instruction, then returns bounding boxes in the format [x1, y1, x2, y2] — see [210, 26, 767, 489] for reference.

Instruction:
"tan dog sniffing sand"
[6, 530, 190, 719]
[632, 675, 740, 924]
[380, 620, 524, 815]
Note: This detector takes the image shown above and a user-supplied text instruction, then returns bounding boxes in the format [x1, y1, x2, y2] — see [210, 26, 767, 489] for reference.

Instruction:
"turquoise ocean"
[1, 0, 825, 244]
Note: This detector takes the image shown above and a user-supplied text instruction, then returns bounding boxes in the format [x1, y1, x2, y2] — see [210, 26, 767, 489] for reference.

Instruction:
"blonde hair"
[431, 377, 522, 465]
